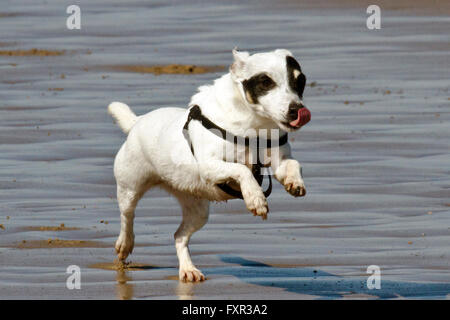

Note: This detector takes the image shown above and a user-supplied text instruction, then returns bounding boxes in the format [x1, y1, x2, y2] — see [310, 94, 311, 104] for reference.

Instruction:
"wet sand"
[0, 0, 449, 299]
[106, 64, 225, 75]
[0, 48, 65, 56]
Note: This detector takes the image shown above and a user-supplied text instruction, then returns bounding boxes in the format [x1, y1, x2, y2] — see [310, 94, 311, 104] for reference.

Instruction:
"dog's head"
[230, 48, 310, 132]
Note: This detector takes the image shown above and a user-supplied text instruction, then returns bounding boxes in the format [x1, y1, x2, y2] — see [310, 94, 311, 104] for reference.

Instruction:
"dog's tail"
[108, 102, 138, 134]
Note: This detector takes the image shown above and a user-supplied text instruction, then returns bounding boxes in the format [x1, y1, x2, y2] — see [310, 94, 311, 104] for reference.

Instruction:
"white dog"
[108, 49, 311, 282]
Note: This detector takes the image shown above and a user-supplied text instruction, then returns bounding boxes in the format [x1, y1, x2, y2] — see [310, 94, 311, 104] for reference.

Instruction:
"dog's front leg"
[272, 145, 306, 197]
[198, 160, 269, 219]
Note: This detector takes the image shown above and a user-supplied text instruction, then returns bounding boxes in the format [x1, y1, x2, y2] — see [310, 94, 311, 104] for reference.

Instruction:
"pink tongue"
[289, 107, 311, 127]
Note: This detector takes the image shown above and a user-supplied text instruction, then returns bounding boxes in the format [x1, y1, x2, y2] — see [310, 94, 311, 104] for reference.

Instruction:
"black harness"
[183, 105, 288, 199]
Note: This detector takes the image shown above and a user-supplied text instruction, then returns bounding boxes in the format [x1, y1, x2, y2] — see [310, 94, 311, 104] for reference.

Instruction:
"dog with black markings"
[108, 48, 311, 282]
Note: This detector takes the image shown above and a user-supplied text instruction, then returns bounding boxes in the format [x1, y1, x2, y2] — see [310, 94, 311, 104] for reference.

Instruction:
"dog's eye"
[242, 73, 276, 104]
[260, 75, 275, 88]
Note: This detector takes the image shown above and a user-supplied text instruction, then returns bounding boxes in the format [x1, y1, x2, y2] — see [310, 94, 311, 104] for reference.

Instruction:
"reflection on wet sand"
[113, 266, 199, 300]
[116, 270, 134, 300]
[176, 281, 197, 300]
[113, 269, 198, 300]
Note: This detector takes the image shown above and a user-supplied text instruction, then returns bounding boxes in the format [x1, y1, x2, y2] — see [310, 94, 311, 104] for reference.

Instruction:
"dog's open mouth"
[287, 107, 311, 129]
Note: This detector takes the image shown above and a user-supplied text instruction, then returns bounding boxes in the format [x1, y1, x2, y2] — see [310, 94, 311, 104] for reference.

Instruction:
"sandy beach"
[0, 0, 449, 299]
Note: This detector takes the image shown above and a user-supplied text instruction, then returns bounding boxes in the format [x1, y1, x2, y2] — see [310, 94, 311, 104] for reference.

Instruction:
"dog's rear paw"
[244, 192, 269, 220]
[179, 268, 205, 282]
[284, 179, 306, 197]
[115, 233, 135, 261]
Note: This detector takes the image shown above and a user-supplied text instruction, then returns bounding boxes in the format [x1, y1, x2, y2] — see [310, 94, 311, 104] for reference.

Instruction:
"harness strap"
[183, 105, 287, 199]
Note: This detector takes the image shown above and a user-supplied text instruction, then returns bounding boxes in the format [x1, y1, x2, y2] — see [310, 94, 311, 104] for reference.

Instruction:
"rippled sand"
[0, 0, 449, 299]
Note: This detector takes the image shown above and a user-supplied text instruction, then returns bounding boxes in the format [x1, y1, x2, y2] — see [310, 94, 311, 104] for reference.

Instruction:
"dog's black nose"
[287, 102, 304, 121]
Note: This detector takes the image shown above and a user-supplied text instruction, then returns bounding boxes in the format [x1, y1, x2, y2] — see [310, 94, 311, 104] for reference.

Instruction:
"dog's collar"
[183, 105, 288, 200]
[184, 105, 288, 149]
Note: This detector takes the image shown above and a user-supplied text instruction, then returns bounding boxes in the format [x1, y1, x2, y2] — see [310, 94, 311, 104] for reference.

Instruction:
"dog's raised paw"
[179, 268, 205, 282]
[284, 180, 306, 197]
[244, 192, 269, 220]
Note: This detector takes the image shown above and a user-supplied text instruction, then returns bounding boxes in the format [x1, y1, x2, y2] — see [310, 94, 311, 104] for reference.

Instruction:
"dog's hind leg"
[115, 184, 143, 261]
[174, 194, 209, 282]
[113, 139, 159, 261]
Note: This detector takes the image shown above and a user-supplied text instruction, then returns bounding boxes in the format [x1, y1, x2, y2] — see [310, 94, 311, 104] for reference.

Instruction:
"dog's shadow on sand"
[200, 255, 450, 299]
[113, 255, 450, 299]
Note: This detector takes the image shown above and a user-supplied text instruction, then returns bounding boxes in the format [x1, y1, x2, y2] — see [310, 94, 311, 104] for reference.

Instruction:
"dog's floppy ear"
[230, 48, 249, 80]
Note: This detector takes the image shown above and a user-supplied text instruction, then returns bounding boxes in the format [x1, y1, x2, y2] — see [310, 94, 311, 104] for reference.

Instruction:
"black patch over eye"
[260, 74, 275, 88]
[242, 73, 276, 104]
[286, 56, 306, 98]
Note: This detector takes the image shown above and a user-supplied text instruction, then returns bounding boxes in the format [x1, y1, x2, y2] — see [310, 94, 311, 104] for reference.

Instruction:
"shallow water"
[0, 0, 449, 299]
